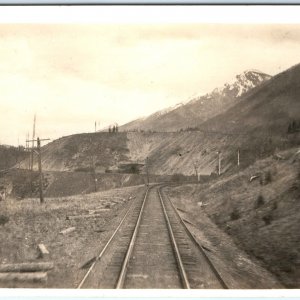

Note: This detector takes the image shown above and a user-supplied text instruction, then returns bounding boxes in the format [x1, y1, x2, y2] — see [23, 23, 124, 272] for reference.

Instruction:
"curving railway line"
[77, 185, 228, 289]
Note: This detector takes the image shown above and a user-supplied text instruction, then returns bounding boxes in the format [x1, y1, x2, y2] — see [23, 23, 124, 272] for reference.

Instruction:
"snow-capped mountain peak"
[219, 69, 272, 98]
[185, 70, 271, 108]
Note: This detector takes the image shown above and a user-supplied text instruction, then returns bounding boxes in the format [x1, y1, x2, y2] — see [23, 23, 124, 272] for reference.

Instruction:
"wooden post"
[193, 162, 199, 182]
[237, 149, 240, 166]
[37, 137, 44, 204]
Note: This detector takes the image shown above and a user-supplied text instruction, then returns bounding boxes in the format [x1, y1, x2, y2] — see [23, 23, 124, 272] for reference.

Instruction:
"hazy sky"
[1, 7, 300, 145]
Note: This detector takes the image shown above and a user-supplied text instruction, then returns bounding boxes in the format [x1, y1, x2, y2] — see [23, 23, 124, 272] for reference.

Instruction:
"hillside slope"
[20, 132, 129, 172]
[165, 147, 300, 287]
[120, 70, 271, 132]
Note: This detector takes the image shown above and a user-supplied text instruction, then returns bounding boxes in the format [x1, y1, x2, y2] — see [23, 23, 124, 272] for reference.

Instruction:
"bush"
[262, 214, 273, 225]
[0, 215, 9, 226]
[255, 194, 265, 209]
[230, 209, 240, 221]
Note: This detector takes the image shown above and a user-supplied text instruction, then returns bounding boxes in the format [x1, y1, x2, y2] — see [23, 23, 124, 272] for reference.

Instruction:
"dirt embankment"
[0, 185, 146, 288]
[1, 169, 175, 199]
[165, 147, 300, 288]
[16, 129, 299, 178]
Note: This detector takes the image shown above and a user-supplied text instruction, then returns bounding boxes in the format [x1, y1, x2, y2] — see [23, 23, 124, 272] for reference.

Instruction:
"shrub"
[262, 214, 273, 225]
[230, 209, 240, 221]
[265, 171, 272, 184]
[255, 194, 265, 209]
[0, 215, 9, 226]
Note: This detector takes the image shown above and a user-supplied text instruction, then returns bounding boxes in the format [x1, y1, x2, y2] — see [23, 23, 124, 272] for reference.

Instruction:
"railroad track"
[77, 185, 228, 289]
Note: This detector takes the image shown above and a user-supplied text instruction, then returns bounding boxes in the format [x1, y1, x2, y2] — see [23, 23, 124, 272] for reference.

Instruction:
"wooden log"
[66, 213, 103, 220]
[38, 244, 49, 258]
[59, 227, 76, 235]
[0, 262, 53, 273]
[0, 272, 47, 282]
[88, 209, 110, 214]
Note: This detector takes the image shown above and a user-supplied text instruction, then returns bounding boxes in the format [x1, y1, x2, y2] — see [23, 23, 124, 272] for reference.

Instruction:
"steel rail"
[157, 187, 191, 289]
[76, 189, 147, 289]
[115, 186, 150, 289]
[160, 186, 228, 289]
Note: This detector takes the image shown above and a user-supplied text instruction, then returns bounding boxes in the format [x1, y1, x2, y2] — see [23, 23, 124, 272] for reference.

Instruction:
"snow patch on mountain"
[187, 70, 271, 105]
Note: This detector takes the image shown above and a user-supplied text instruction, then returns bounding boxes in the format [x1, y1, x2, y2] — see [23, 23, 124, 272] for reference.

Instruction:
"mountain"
[18, 64, 300, 176]
[120, 70, 272, 132]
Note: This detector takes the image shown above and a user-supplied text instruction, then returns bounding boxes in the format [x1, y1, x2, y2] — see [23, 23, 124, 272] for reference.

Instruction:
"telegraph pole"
[30, 114, 36, 171]
[26, 133, 30, 170]
[37, 138, 44, 203]
[146, 156, 149, 186]
[27, 137, 50, 204]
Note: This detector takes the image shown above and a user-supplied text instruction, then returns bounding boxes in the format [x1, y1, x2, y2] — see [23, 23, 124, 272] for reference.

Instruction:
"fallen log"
[0, 262, 53, 273]
[0, 272, 47, 282]
[88, 209, 110, 214]
[59, 227, 76, 235]
[66, 213, 103, 220]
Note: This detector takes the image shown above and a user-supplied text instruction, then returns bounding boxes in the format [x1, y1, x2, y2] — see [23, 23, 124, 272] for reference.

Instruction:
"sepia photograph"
[0, 5, 299, 291]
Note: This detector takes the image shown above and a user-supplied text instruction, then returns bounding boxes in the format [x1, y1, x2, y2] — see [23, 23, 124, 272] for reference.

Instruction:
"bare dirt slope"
[165, 147, 300, 288]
